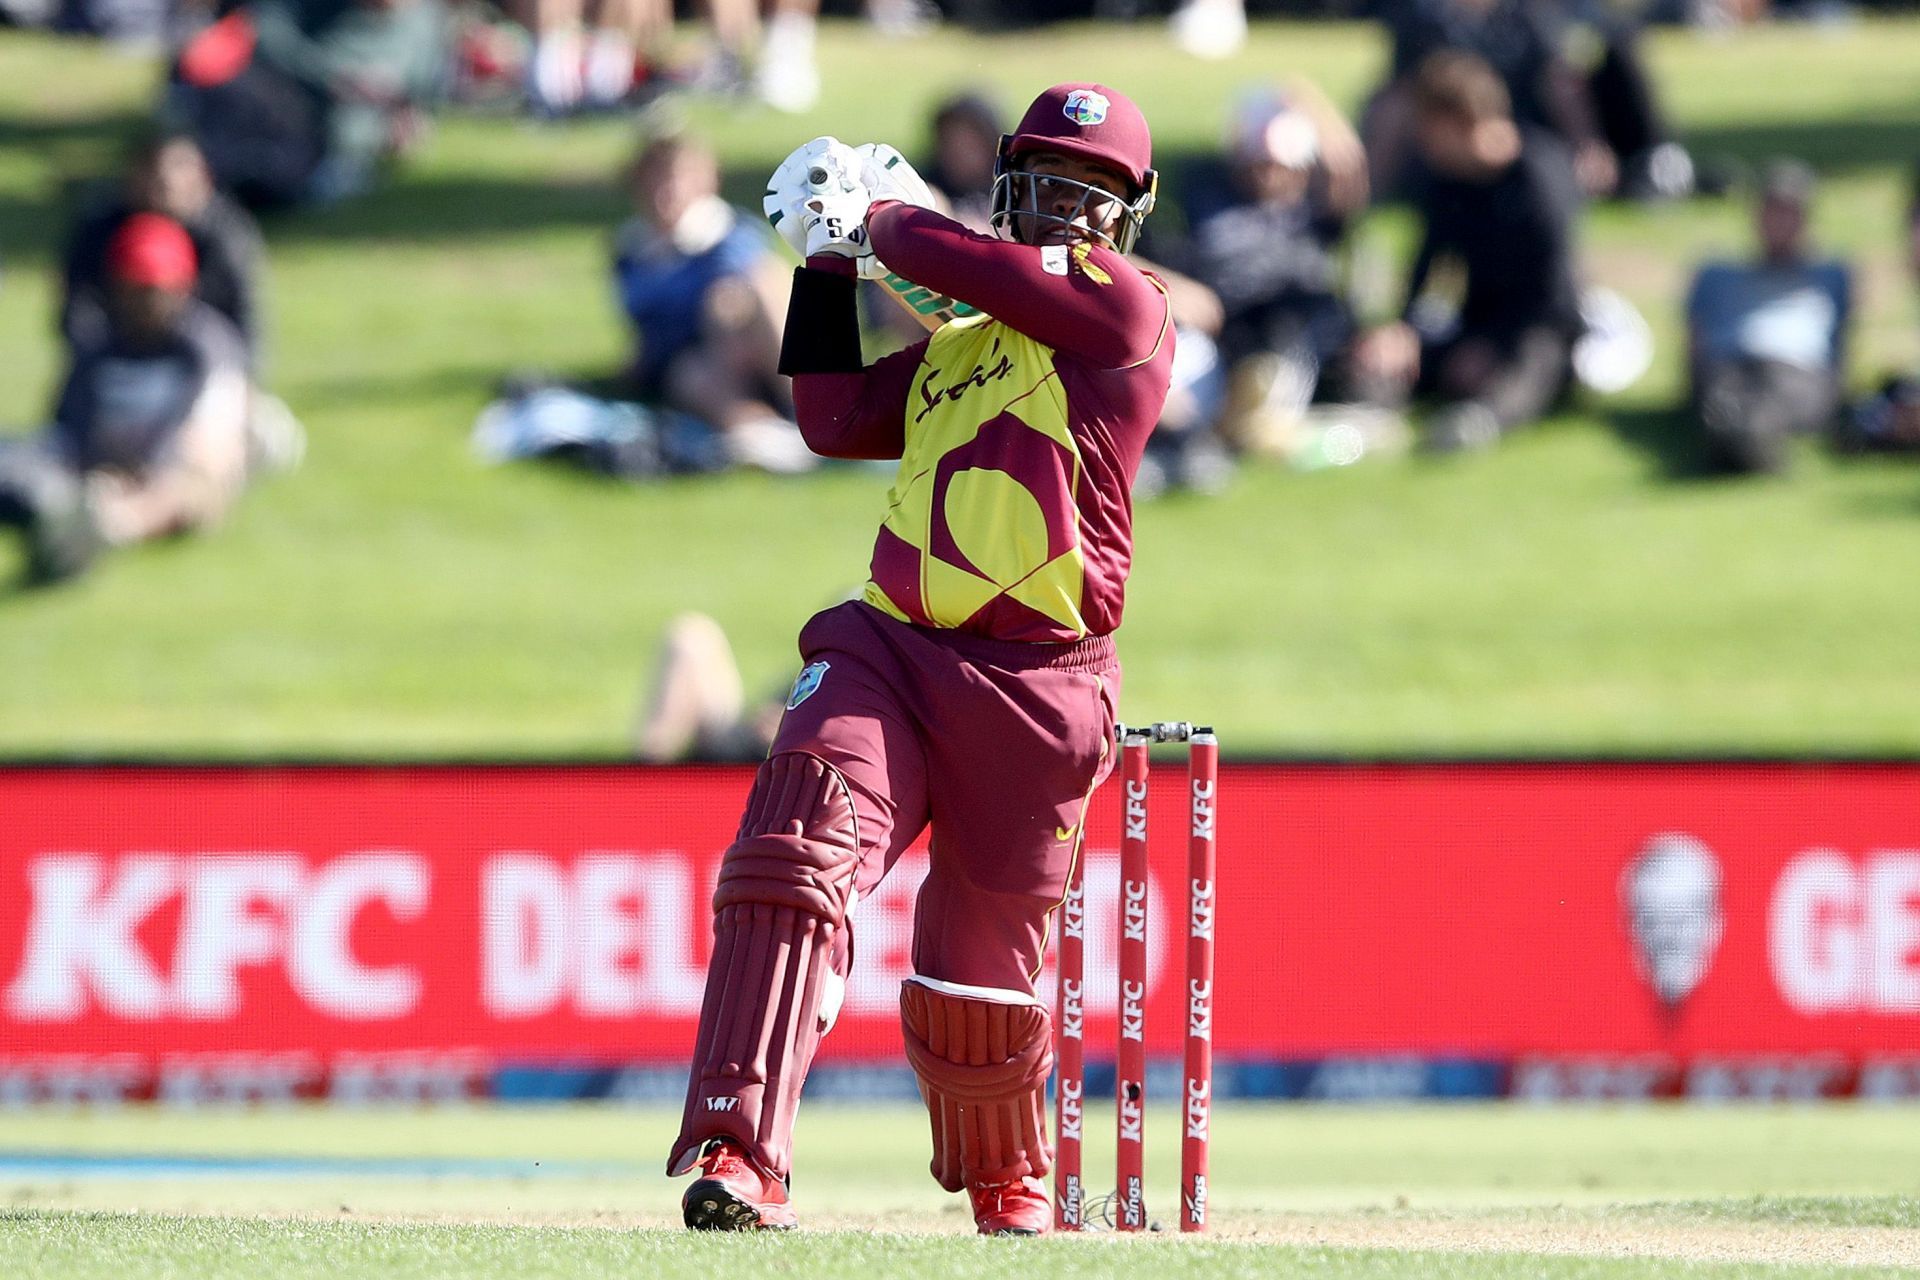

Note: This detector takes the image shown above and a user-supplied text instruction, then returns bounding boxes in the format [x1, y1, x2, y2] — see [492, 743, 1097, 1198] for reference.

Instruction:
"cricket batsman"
[668, 82, 1173, 1236]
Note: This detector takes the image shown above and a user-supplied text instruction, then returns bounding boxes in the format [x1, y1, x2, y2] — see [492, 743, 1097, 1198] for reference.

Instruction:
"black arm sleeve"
[778, 264, 864, 376]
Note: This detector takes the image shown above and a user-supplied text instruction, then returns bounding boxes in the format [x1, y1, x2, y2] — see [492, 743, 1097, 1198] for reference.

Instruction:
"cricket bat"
[804, 162, 976, 334]
[872, 271, 978, 332]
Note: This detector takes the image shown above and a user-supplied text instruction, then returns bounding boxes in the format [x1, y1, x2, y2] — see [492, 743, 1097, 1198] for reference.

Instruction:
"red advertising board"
[1, 764, 1916, 1097]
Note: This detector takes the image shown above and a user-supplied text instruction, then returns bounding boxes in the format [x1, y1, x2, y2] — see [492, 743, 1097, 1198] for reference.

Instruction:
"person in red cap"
[0, 213, 256, 585]
[667, 84, 1173, 1236]
[62, 130, 265, 368]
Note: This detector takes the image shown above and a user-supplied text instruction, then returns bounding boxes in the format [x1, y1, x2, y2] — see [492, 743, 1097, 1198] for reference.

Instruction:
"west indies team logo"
[786, 660, 830, 710]
[1620, 831, 1726, 1016]
[1062, 89, 1110, 126]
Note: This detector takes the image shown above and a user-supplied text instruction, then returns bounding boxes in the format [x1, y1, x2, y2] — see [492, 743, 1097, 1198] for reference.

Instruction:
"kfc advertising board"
[1, 764, 1915, 1102]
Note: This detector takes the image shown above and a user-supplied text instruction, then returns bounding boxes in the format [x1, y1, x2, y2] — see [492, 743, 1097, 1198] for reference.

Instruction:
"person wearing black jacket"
[61, 130, 265, 368]
[1355, 50, 1584, 452]
[2, 214, 253, 585]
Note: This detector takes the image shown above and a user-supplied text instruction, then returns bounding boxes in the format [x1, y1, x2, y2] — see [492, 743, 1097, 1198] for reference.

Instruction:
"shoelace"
[970, 1181, 1036, 1215]
[702, 1142, 750, 1179]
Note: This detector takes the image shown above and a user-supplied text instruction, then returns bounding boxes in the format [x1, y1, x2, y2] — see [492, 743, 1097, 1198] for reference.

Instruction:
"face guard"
[989, 152, 1158, 254]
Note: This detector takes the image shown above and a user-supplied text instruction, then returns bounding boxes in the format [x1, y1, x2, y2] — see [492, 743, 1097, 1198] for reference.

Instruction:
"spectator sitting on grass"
[1181, 86, 1370, 455]
[0, 215, 260, 586]
[614, 133, 808, 473]
[169, 0, 448, 206]
[61, 130, 266, 368]
[1353, 51, 1585, 453]
[1684, 160, 1850, 474]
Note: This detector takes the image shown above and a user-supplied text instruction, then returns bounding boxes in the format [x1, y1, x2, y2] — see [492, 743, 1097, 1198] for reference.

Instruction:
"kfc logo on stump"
[1122, 877, 1147, 943]
[1120, 978, 1145, 1042]
[1057, 1074, 1083, 1141]
[1188, 976, 1213, 1040]
[1191, 775, 1215, 841]
[1059, 975, 1083, 1043]
[1189, 877, 1215, 943]
[1185, 1075, 1211, 1141]
[1124, 779, 1148, 844]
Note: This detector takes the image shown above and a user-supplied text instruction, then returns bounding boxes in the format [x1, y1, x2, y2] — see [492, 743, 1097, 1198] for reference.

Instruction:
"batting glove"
[766, 136, 866, 258]
[856, 142, 936, 211]
[800, 184, 873, 262]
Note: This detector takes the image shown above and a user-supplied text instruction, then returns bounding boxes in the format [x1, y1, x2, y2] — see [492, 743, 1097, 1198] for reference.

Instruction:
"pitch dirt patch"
[1236, 1212, 1920, 1269]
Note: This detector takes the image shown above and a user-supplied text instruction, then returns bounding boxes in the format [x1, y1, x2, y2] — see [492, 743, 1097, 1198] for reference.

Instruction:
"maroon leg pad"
[899, 979, 1054, 1193]
[669, 752, 859, 1179]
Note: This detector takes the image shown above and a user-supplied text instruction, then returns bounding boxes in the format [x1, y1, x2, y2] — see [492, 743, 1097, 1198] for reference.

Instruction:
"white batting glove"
[800, 184, 873, 261]
[765, 135, 865, 258]
[855, 142, 936, 210]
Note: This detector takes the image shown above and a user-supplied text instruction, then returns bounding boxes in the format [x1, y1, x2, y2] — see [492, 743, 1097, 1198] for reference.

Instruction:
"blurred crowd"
[5, 0, 1920, 600]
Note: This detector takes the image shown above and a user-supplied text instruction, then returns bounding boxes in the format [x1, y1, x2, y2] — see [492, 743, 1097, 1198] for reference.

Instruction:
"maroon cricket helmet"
[1004, 83, 1154, 192]
[991, 83, 1159, 253]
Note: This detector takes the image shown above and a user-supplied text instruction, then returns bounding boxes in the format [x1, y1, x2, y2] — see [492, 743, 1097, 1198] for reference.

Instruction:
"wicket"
[1054, 721, 1218, 1233]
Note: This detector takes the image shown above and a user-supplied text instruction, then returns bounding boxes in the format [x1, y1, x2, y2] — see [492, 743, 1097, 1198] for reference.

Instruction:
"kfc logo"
[1062, 880, 1085, 942]
[1187, 977, 1212, 1039]
[6, 852, 428, 1022]
[1059, 976, 1084, 1041]
[1620, 833, 1724, 1013]
[1057, 1075, 1082, 1141]
[1123, 780, 1148, 843]
[1120, 978, 1145, 1041]
[1191, 777, 1215, 840]
[1189, 878, 1215, 942]
[1122, 878, 1147, 943]
[1185, 1076, 1211, 1141]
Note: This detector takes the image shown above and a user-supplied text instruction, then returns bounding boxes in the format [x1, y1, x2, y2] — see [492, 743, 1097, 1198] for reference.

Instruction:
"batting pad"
[900, 976, 1054, 1193]
[668, 752, 859, 1179]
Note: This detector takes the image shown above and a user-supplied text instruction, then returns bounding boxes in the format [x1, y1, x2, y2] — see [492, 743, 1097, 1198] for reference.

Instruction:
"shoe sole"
[683, 1178, 796, 1232]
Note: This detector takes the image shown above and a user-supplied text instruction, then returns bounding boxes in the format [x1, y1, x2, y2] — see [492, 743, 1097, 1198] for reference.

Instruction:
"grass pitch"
[2, 1104, 1918, 1277]
[3, 25, 1920, 757]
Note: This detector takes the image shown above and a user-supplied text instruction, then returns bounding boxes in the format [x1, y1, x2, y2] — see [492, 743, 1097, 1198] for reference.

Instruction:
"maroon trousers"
[780, 601, 1119, 989]
[671, 601, 1120, 1179]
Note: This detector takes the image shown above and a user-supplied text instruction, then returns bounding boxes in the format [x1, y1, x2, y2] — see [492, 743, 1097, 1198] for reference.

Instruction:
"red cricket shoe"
[682, 1138, 798, 1231]
[968, 1175, 1051, 1236]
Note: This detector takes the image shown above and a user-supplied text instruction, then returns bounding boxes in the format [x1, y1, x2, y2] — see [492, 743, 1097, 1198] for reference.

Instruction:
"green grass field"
[3, 1104, 1918, 1277]
[3, 23, 1920, 758]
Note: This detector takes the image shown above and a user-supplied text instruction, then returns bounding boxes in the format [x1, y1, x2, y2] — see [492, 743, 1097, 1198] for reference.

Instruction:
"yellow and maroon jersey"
[792, 202, 1174, 643]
